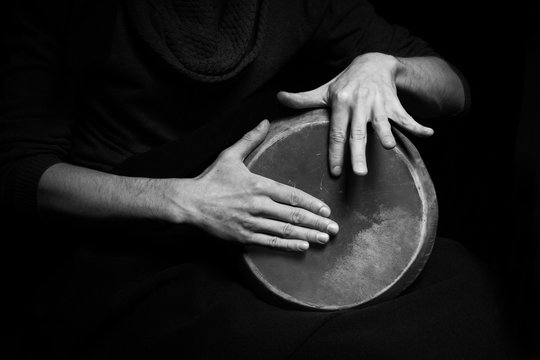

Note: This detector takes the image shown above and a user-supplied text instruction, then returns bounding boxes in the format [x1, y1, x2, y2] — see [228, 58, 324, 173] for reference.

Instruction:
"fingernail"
[332, 166, 342, 176]
[299, 242, 309, 251]
[353, 167, 367, 176]
[258, 119, 268, 128]
[327, 223, 339, 235]
[317, 233, 330, 243]
[319, 206, 331, 217]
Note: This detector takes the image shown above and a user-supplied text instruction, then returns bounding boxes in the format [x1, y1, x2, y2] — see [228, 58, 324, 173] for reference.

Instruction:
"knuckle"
[289, 189, 300, 206]
[241, 131, 257, 142]
[290, 209, 304, 224]
[333, 90, 353, 103]
[267, 236, 280, 248]
[354, 87, 370, 98]
[350, 128, 367, 141]
[246, 197, 259, 213]
[314, 219, 326, 231]
[304, 230, 315, 242]
[240, 232, 254, 244]
[250, 178, 266, 194]
[282, 223, 294, 237]
[371, 114, 387, 124]
[329, 129, 347, 144]
[329, 150, 343, 162]
[399, 114, 413, 126]
[218, 148, 233, 160]
[241, 218, 256, 231]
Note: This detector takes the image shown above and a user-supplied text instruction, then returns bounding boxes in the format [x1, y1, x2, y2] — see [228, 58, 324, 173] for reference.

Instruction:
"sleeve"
[310, 0, 439, 69]
[309, 0, 470, 116]
[0, 0, 74, 217]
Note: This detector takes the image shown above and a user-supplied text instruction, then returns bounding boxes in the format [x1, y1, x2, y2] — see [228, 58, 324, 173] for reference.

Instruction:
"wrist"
[391, 56, 408, 88]
[159, 178, 200, 225]
[353, 52, 401, 81]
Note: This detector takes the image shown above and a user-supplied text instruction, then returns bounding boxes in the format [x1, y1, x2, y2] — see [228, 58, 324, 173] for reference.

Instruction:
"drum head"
[243, 109, 437, 310]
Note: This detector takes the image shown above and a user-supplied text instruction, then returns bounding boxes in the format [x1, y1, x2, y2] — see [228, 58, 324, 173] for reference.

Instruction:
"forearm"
[36, 127, 339, 252]
[394, 56, 466, 118]
[37, 162, 193, 223]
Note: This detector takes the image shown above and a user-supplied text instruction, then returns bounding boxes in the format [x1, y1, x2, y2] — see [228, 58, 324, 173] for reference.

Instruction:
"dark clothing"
[21, 236, 508, 360]
[0, 0, 436, 215]
[0, 1, 508, 359]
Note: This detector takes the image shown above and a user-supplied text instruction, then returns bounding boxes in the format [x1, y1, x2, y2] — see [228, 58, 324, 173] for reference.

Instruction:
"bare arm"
[394, 55, 465, 117]
[38, 163, 188, 222]
[277, 52, 466, 175]
[38, 120, 338, 251]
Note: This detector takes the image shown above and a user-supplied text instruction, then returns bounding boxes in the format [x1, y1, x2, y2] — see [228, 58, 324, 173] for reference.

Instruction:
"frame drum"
[243, 109, 438, 310]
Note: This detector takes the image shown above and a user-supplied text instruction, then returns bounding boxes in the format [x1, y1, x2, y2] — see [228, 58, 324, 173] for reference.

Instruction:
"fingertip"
[331, 166, 342, 177]
[317, 232, 330, 243]
[276, 91, 292, 103]
[254, 119, 270, 136]
[381, 136, 396, 149]
[299, 242, 309, 251]
[417, 126, 434, 137]
[352, 165, 368, 176]
[319, 206, 331, 217]
[327, 222, 339, 235]
[260, 118, 270, 128]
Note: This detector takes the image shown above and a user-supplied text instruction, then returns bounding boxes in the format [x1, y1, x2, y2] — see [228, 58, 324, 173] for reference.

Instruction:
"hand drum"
[243, 109, 438, 310]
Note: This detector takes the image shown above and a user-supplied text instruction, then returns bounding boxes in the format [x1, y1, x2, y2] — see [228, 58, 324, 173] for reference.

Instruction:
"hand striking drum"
[242, 109, 438, 310]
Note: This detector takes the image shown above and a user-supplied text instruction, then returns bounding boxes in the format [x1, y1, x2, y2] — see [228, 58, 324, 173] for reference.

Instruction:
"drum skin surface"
[243, 109, 438, 310]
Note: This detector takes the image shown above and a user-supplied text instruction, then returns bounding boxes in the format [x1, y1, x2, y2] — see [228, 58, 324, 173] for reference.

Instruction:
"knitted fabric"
[128, 0, 267, 82]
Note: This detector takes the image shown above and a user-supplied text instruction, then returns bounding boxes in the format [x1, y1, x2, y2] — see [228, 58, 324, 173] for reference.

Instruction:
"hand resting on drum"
[277, 52, 465, 176]
[181, 119, 339, 251]
[38, 120, 337, 252]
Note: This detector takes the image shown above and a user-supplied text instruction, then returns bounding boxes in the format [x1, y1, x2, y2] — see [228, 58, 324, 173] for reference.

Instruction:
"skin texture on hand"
[176, 120, 339, 251]
[277, 52, 465, 176]
[37, 122, 339, 252]
[38, 53, 464, 251]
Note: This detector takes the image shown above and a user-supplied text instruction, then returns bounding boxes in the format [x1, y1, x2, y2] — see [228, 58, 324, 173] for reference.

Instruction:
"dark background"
[1, 0, 538, 358]
[374, 1, 539, 358]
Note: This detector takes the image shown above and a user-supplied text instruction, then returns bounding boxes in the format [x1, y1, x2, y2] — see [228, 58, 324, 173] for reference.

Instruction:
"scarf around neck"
[128, 0, 267, 83]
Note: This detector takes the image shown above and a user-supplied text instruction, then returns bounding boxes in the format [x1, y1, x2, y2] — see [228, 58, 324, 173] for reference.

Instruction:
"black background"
[1, 0, 538, 358]
[375, 1, 539, 357]
[374, 1, 539, 358]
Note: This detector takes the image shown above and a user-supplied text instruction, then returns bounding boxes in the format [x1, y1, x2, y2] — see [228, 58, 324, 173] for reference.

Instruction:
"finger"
[371, 95, 396, 149]
[390, 104, 434, 137]
[276, 85, 328, 109]
[264, 178, 332, 217]
[349, 101, 369, 175]
[258, 201, 339, 235]
[227, 119, 270, 160]
[252, 218, 330, 244]
[329, 100, 349, 176]
[249, 233, 310, 251]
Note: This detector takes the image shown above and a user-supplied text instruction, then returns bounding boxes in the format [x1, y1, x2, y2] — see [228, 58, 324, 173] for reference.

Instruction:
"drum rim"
[243, 109, 438, 311]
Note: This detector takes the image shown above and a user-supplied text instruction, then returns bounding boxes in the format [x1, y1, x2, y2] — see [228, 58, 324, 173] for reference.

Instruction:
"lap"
[21, 237, 511, 359]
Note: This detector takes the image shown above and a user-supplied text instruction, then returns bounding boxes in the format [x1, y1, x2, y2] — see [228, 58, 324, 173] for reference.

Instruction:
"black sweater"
[0, 0, 438, 217]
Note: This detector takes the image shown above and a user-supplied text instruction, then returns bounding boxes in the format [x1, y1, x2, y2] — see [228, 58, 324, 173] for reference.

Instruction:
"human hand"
[277, 52, 434, 176]
[181, 120, 339, 251]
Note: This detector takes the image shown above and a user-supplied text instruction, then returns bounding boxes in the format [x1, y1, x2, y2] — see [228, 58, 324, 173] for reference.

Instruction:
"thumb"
[277, 86, 328, 109]
[228, 119, 270, 160]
